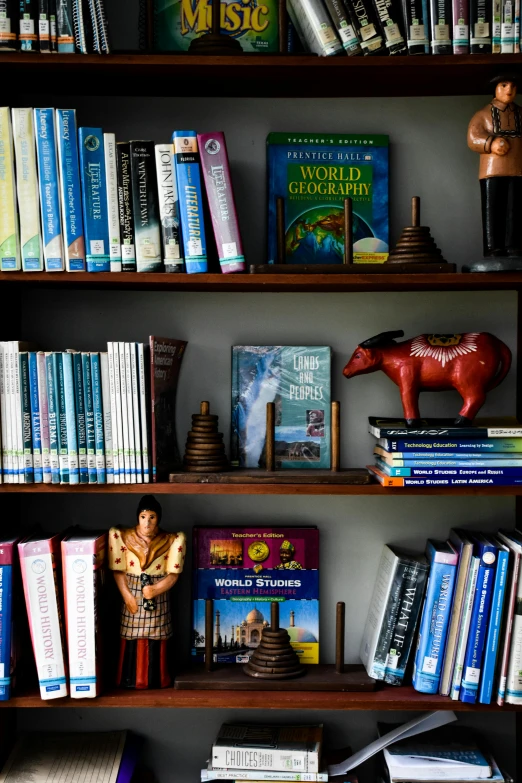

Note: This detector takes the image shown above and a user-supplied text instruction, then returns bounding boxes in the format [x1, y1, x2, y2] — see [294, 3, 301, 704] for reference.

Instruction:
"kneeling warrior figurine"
[109, 495, 186, 689]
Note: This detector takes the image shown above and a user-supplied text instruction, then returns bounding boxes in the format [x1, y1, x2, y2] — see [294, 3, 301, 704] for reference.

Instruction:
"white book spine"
[0, 107, 20, 271]
[359, 545, 398, 674]
[202, 771, 328, 782]
[137, 343, 149, 483]
[130, 343, 142, 483]
[7, 343, 19, 483]
[124, 343, 136, 484]
[506, 560, 522, 704]
[0, 342, 10, 482]
[12, 342, 25, 483]
[107, 343, 120, 483]
[112, 342, 126, 482]
[19, 547, 68, 699]
[12, 108, 43, 272]
[100, 352, 114, 484]
[37, 351, 52, 483]
[104, 133, 122, 272]
[118, 342, 131, 483]
[63, 545, 98, 698]
[450, 556, 480, 700]
[211, 748, 318, 774]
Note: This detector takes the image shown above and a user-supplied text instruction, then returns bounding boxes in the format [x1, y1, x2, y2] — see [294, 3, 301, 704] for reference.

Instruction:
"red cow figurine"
[342, 331, 512, 425]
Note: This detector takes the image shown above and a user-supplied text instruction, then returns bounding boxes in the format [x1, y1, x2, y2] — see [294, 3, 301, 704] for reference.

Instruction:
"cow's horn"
[360, 330, 405, 348]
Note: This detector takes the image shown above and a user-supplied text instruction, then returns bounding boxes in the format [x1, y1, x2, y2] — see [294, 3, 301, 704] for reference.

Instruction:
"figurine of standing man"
[467, 75, 522, 270]
[109, 495, 186, 689]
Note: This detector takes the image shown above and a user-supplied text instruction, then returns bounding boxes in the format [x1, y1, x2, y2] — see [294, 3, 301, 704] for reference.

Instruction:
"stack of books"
[0, 336, 186, 485]
[360, 529, 522, 706]
[0, 108, 245, 275]
[201, 723, 327, 782]
[366, 417, 522, 488]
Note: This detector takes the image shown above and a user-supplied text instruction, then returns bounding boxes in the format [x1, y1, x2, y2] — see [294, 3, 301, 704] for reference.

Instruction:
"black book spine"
[19, 0, 38, 50]
[401, 0, 429, 52]
[346, 0, 387, 52]
[384, 561, 429, 685]
[429, 0, 453, 52]
[38, 0, 50, 50]
[48, 0, 57, 49]
[117, 142, 137, 273]
[324, 0, 363, 53]
[470, 0, 492, 51]
[0, 0, 17, 49]
[372, 0, 408, 51]
[372, 560, 409, 678]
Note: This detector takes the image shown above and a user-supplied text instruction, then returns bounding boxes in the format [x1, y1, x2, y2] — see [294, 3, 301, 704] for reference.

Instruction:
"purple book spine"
[197, 132, 245, 275]
[452, 0, 470, 50]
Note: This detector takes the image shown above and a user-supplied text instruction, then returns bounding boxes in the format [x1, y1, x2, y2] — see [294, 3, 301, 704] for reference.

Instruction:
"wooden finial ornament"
[243, 602, 305, 680]
[335, 601, 346, 674]
[387, 196, 447, 265]
[183, 401, 228, 472]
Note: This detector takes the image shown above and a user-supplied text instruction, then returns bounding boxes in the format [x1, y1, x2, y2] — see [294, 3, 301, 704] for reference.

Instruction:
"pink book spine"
[197, 132, 245, 275]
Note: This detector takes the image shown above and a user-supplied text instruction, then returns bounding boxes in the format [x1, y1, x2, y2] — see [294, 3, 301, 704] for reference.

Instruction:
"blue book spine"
[19, 352, 33, 484]
[479, 548, 510, 704]
[376, 474, 522, 487]
[45, 353, 60, 484]
[78, 127, 110, 272]
[460, 543, 498, 704]
[377, 457, 522, 466]
[34, 108, 65, 271]
[62, 352, 79, 486]
[28, 352, 43, 483]
[376, 459, 522, 478]
[172, 131, 207, 274]
[413, 549, 458, 694]
[379, 438, 522, 452]
[55, 353, 69, 484]
[0, 561, 13, 701]
[72, 352, 88, 484]
[90, 353, 106, 484]
[56, 109, 86, 272]
[82, 353, 97, 483]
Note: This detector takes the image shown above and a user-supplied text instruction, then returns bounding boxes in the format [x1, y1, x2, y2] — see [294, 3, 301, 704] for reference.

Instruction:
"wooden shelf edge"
[3, 686, 519, 710]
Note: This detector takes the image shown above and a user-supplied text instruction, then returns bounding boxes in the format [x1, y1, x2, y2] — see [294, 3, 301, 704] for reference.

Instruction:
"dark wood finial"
[412, 196, 420, 228]
[344, 198, 353, 265]
[205, 598, 214, 672]
[276, 198, 286, 264]
[201, 401, 210, 416]
[270, 602, 279, 631]
[335, 601, 345, 674]
[266, 402, 275, 471]
[331, 401, 340, 472]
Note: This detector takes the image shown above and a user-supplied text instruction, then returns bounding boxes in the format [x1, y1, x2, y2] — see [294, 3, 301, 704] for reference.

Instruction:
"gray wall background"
[14, 87, 519, 779]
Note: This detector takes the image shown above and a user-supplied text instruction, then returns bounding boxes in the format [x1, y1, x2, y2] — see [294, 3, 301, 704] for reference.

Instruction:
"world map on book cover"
[267, 133, 389, 264]
[231, 346, 331, 470]
[192, 526, 319, 664]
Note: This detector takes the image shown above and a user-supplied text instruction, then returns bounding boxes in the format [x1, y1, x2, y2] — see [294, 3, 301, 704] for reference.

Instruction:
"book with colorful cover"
[78, 127, 110, 272]
[45, 351, 60, 483]
[0, 536, 21, 701]
[34, 108, 64, 271]
[82, 352, 96, 483]
[0, 107, 20, 271]
[369, 465, 522, 487]
[375, 458, 522, 478]
[150, 336, 187, 482]
[479, 539, 509, 704]
[267, 133, 389, 265]
[37, 351, 51, 483]
[231, 346, 331, 470]
[172, 131, 207, 273]
[129, 140, 162, 273]
[71, 351, 88, 484]
[192, 526, 319, 665]
[19, 351, 34, 483]
[56, 109, 86, 272]
[374, 448, 522, 466]
[12, 108, 43, 271]
[450, 553, 480, 700]
[376, 436, 522, 452]
[55, 352, 69, 484]
[62, 351, 79, 486]
[90, 352, 106, 484]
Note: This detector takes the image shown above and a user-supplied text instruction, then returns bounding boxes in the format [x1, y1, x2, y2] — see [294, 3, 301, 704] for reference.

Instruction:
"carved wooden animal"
[342, 330, 512, 425]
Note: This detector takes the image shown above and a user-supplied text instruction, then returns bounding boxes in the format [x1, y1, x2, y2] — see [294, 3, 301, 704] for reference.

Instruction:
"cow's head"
[343, 331, 404, 378]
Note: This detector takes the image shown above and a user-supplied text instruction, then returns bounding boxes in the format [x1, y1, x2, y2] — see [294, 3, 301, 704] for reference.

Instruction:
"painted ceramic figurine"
[468, 75, 522, 260]
[109, 495, 186, 689]
[343, 330, 511, 425]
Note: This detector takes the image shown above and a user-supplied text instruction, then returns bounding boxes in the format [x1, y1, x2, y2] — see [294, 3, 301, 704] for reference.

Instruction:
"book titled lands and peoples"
[231, 346, 331, 470]
[192, 526, 319, 665]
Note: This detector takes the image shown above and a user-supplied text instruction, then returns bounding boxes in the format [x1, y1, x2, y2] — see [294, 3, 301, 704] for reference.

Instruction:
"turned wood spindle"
[276, 197, 286, 264]
[205, 598, 214, 673]
[200, 400, 209, 416]
[270, 601, 280, 631]
[343, 198, 353, 265]
[331, 401, 340, 472]
[266, 402, 275, 471]
[336, 601, 346, 674]
[411, 196, 420, 228]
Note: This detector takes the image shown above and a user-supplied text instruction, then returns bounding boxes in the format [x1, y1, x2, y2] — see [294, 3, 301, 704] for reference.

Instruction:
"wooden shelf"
[2, 685, 519, 710]
[0, 271, 521, 292]
[3, 481, 522, 495]
[2, 52, 522, 97]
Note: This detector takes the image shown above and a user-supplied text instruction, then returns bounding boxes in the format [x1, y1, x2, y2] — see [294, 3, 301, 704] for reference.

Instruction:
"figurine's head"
[491, 74, 519, 104]
[279, 540, 295, 564]
[136, 494, 162, 537]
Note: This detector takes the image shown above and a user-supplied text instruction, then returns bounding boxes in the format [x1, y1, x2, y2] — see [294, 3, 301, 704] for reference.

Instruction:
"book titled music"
[62, 530, 106, 698]
[19, 531, 68, 700]
[150, 336, 187, 481]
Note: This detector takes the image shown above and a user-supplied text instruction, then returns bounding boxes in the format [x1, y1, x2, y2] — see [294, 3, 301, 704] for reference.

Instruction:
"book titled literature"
[150, 336, 187, 481]
[62, 530, 106, 698]
[116, 142, 136, 272]
[56, 109, 86, 272]
[212, 724, 322, 773]
[34, 108, 65, 271]
[231, 346, 331, 470]
[129, 140, 162, 273]
[78, 127, 110, 272]
[19, 532, 68, 700]
[192, 526, 319, 665]
[198, 132, 246, 274]
[12, 108, 43, 271]
[154, 144, 183, 273]
[0, 107, 20, 271]
[0, 536, 20, 701]
[173, 131, 207, 273]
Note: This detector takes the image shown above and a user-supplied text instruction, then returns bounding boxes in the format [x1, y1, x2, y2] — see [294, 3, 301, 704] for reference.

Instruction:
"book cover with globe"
[267, 132, 389, 264]
[192, 526, 319, 664]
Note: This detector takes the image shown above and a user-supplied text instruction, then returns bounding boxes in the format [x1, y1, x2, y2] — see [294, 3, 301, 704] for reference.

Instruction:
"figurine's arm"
[467, 109, 495, 154]
[142, 573, 179, 600]
[114, 571, 138, 615]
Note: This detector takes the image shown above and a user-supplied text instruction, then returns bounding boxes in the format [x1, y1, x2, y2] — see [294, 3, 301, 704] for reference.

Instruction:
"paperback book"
[0, 107, 20, 271]
[34, 107, 64, 271]
[211, 724, 322, 773]
[12, 108, 43, 271]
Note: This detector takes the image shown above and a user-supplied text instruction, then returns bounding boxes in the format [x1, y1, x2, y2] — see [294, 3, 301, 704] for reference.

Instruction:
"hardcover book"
[323, 0, 362, 53]
[231, 345, 331, 470]
[429, 0, 453, 52]
[154, 143, 183, 273]
[78, 127, 110, 272]
[402, 0, 430, 52]
[478, 539, 509, 704]
[116, 142, 136, 272]
[496, 529, 522, 705]
[497, 528, 522, 704]
[0, 536, 21, 701]
[450, 553, 480, 700]
[0, 1, 17, 49]
[347, 0, 387, 51]
[149, 336, 187, 481]
[287, 0, 343, 55]
[470, 0, 492, 50]
[12, 108, 43, 271]
[57, 0, 74, 50]
[192, 526, 319, 665]
[371, 0, 407, 52]
[173, 131, 207, 273]
[452, 0, 469, 51]
[129, 140, 162, 273]
[368, 416, 522, 439]
[0, 107, 20, 271]
[376, 436, 522, 452]
[211, 724, 322, 773]
[103, 133, 121, 272]
[267, 133, 389, 265]
[19, 0, 38, 50]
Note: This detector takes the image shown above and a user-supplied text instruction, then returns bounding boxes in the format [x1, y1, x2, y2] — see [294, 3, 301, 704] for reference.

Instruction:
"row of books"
[0, 107, 245, 275]
[367, 417, 522, 487]
[0, 0, 110, 53]
[361, 528, 522, 706]
[288, 0, 520, 56]
[0, 336, 186, 484]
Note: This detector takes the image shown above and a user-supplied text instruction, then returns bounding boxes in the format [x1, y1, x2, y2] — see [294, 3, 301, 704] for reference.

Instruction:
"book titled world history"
[231, 345, 331, 470]
[192, 526, 319, 665]
[267, 133, 389, 265]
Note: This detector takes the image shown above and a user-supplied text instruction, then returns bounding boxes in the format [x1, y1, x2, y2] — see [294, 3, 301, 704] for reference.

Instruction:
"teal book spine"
[19, 352, 34, 483]
[62, 352, 79, 485]
[45, 352, 60, 483]
[90, 352, 106, 484]
[28, 351, 42, 483]
[78, 127, 110, 272]
[72, 352, 88, 484]
[379, 437, 522, 452]
[82, 352, 96, 483]
[55, 352, 69, 484]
